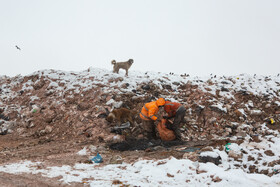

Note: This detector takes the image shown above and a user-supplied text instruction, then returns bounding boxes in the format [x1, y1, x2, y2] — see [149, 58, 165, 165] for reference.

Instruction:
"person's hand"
[155, 118, 161, 124]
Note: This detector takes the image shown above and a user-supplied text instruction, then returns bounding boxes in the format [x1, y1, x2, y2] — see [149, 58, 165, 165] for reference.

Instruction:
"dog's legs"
[113, 66, 117, 73]
[125, 69, 128, 76]
[128, 117, 134, 126]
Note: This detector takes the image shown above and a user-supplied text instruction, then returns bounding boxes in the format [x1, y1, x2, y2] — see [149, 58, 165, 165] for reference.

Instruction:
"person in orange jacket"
[163, 100, 186, 140]
[140, 98, 166, 139]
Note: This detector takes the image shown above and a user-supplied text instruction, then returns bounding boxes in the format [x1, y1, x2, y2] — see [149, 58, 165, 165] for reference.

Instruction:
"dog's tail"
[111, 60, 116, 65]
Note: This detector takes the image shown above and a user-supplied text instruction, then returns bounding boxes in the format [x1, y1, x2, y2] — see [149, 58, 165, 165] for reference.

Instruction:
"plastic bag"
[91, 153, 103, 163]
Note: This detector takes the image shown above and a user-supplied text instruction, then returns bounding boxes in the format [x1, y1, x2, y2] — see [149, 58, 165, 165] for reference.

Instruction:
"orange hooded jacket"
[164, 101, 182, 117]
[140, 98, 165, 121]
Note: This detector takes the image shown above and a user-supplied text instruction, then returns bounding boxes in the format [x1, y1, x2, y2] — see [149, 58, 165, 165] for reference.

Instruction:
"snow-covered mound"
[0, 67, 280, 185]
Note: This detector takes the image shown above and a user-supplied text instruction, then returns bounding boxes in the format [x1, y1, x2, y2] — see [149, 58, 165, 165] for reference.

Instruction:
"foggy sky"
[1, 0, 280, 76]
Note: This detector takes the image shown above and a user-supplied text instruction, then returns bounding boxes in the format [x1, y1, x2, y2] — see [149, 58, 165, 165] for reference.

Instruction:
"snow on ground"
[0, 155, 279, 187]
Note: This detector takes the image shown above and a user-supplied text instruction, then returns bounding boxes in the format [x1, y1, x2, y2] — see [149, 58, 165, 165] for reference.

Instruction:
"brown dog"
[111, 59, 133, 76]
[106, 108, 137, 125]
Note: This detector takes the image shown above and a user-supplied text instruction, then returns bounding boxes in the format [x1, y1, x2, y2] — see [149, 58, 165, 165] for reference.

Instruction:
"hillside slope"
[0, 68, 280, 185]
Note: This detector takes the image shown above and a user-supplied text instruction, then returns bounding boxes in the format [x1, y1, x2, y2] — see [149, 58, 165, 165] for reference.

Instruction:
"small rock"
[200, 146, 213, 152]
[265, 103, 271, 108]
[221, 87, 229, 92]
[162, 84, 172, 90]
[182, 152, 198, 162]
[225, 104, 231, 111]
[113, 101, 123, 109]
[0, 128, 8, 135]
[109, 155, 123, 164]
[88, 145, 98, 152]
[249, 165, 256, 173]
[236, 132, 246, 138]
[247, 100, 254, 108]
[104, 134, 125, 143]
[172, 82, 180, 86]
[167, 173, 174, 178]
[33, 79, 45, 90]
[116, 77, 124, 82]
[198, 152, 221, 165]
[247, 155, 255, 161]
[234, 109, 244, 117]
[17, 128, 26, 135]
[196, 169, 207, 174]
[251, 135, 261, 143]
[45, 90, 54, 96]
[142, 85, 150, 90]
[121, 83, 129, 89]
[250, 110, 262, 116]
[264, 150, 275, 156]
[228, 150, 243, 160]
[77, 103, 91, 111]
[45, 125, 53, 133]
[43, 109, 56, 123]
[212, 176, 222, 182]
[225, 128, 232, 134]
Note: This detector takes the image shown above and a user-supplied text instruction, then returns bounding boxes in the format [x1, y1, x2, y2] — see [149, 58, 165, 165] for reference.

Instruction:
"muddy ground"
[0, 132, 226, 186]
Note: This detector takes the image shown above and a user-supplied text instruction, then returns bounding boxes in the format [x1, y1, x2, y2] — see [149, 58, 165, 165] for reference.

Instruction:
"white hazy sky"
[1, 0, 280, 77]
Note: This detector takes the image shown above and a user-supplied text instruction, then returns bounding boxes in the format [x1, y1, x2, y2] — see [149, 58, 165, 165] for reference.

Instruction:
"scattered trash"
[273, 169, 279, 174]
[265, 117, 275, 125]
[77, 147, 87, 155]
[90, 153, 103, 163]
[109, 155, 123, 164]
[113, 122, 131, 130]
[112, 180, 123, 185]
[142, 85, 150, 90]
[110, 122, 131, 134]
[0, 114, 9, 121]
[0, 129, 8, 135]
[176, 147, 200, 152]
[225, 143, 231, 153]
[31, 105, 40, 114]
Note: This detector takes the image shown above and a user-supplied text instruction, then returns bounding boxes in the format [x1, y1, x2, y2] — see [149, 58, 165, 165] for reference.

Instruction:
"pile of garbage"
[0, 68, 280, 175]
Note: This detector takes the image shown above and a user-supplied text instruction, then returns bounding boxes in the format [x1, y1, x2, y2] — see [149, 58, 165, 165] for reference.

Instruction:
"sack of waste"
[157, 119, 176, 141]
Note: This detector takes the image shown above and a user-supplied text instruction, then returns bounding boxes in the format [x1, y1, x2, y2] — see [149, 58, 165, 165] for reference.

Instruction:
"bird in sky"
[15, 45, 21, 50]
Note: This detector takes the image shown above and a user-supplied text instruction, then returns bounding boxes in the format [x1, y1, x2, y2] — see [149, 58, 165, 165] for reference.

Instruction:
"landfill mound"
[0, 68, 280, 183]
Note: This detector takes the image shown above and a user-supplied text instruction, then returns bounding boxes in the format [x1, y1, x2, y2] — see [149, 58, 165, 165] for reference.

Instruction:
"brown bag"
[157, 119, 176, 141]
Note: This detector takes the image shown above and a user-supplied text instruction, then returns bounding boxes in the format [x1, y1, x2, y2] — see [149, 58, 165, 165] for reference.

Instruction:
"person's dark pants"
[142, 119, 156, 139]
[170, 106, 186, 140]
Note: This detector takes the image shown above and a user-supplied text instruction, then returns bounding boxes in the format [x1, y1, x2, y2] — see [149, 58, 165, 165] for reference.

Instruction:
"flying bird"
[15, 45, 21, 50]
